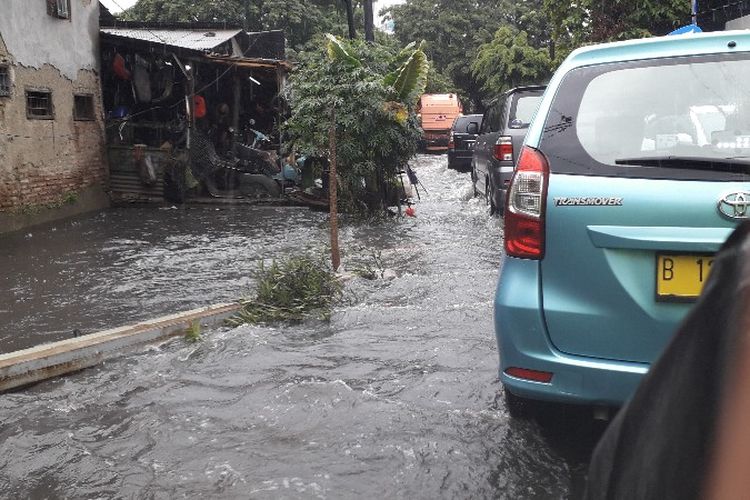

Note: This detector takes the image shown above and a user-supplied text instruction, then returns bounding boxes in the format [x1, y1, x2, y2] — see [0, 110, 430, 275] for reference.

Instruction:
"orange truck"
[418, 93, 463, 152]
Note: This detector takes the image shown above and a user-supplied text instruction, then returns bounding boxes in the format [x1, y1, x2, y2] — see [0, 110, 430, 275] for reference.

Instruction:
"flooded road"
[0, 155, 603, 498]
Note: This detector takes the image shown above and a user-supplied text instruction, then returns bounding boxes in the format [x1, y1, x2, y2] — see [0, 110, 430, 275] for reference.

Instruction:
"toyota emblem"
[718, 191, 750, 220]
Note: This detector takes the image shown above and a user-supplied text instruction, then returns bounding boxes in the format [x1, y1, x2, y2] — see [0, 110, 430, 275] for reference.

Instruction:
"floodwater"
[0, 155, 604, 498]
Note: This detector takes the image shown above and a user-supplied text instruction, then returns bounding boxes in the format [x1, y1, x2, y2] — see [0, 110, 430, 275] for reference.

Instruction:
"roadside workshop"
[99, 22, 290, 203]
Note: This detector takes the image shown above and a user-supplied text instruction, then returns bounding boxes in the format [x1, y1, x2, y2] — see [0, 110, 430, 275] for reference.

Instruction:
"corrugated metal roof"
[101, 28, 243, 52]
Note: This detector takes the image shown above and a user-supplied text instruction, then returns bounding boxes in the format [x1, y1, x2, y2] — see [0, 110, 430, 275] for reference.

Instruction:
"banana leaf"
[325, 33, 361, 68]
[391, 48, 429, 103]
[384, 41, 423, 87]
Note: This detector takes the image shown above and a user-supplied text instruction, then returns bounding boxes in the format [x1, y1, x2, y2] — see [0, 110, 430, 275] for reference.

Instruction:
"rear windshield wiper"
[615, 156, 750, 174]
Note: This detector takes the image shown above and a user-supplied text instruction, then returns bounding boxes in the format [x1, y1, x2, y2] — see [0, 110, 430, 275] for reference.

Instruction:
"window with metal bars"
[0, 66, 10, 97]
[46, 0, 70, 19]
[26, 90, 54, 119]
[73, 94, 95, 120]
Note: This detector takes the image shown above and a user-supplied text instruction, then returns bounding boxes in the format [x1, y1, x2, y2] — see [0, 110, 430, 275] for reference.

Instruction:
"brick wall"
[0, 59, 108, 212]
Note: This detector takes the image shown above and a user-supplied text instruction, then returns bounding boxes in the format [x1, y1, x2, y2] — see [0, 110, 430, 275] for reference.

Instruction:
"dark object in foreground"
[584, 221, 750, 500]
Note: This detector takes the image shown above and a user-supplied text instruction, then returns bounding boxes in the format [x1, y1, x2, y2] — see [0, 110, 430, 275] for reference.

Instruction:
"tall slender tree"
[341, 0, 356, 39]
[364, 0, 374, 42]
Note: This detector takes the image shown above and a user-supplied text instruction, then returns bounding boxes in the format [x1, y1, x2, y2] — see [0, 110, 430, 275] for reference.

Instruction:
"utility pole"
[692, 0, 698, 25]
[364, 0, 375, 43]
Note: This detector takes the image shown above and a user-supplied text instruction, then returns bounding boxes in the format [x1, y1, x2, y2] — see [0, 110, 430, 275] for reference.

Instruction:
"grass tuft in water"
[184, 320, 202, 343]
[350, 249, 385, 280]
[228, 255, 342, 325]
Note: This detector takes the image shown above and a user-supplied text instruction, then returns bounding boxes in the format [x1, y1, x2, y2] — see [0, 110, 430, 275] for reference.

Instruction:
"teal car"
[496, 30, 750, 410]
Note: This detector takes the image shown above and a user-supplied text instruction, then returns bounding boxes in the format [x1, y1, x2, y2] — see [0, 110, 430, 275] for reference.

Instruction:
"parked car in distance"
[418, 93, 463, 152]
[496, 31, 750, 414]
[447, 114, 482, 171]
[472, 86, 545, 215]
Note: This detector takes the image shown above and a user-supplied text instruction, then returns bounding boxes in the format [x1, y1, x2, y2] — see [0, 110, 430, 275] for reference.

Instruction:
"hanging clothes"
[193, 95, 207, 119]
[112, 53, 131, 80]
[132, 54, 152, 103]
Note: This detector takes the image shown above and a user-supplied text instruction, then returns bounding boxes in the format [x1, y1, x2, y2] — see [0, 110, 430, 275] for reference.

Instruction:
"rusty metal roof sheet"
[204, 54, 292, 70]
[101, 28, 243, 52]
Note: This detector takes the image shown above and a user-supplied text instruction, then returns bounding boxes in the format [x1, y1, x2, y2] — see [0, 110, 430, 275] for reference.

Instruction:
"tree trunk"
[344, 0, 356, 39]
[243, 0, 252, 30]
[364, 0, 375, 43]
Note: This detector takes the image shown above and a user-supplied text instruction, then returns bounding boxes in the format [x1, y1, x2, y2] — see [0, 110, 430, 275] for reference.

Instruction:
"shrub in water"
[229, 255, 342, 325]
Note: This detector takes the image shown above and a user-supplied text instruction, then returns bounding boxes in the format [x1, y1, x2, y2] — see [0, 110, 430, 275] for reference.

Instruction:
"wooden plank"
[0, 303, 241, 392]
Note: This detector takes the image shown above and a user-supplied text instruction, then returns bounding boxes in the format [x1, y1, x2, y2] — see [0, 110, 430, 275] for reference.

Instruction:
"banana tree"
[287, 36, 429, 214]
[326, 34, 429, 113]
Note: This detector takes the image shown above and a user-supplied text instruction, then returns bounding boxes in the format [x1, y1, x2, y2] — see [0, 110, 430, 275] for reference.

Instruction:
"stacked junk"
[99, 22, 307, 205]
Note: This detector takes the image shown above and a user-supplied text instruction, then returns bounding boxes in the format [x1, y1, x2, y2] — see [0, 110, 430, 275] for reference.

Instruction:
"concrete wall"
[0, 0, 100, 80]
[0, 0, 109, 231]
[726, 14, 750, 30]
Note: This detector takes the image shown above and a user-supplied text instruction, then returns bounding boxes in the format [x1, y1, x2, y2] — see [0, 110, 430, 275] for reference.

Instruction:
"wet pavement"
[0, 155, 604, 498]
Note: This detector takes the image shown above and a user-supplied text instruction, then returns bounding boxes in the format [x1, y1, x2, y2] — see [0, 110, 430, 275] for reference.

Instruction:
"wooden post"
[231, 70, 241, 152]
[172, 54, 193, 149]
[329, 108, 341, 271]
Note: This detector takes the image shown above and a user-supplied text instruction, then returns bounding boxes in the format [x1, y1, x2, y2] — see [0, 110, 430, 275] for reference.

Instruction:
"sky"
[100, 0, 405, 17]
[99, 0, 136, 13]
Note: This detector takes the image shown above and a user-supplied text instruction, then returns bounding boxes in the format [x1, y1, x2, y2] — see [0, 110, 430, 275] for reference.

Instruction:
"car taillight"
[504, 146, 549, 259]
[493, 136, 513, 161]
[505, 367, 553, 383]
[448, 132, 455, 150]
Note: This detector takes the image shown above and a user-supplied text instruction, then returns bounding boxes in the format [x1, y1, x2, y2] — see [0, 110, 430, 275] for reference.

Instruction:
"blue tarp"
[669, 23, 703, 35]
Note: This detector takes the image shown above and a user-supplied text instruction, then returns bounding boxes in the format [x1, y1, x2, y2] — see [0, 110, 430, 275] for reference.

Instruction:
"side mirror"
[467, 122, 479, 135]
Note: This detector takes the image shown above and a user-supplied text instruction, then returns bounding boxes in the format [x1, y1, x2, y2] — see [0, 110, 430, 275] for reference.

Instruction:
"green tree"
[543, 0, 691, 61]
[589, 0, 690, 41]
[122, 0, 246, 24]
[284, 36, 425, 214]
[122, 0, 353, 49]
[472, 27, 553, 95]
[424, 64, 454, 94]
[385, 0, 548, 109]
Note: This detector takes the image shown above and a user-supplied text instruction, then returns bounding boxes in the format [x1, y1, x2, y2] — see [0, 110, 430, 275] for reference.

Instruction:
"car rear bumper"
[447, 150, 472, 169]
[494, 257, 649, 406]
[490, 165, 513, 210]
[422, 131, 449, 149]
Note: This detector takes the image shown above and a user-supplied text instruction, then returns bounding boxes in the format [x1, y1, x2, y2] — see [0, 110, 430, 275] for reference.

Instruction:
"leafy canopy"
[384, 0, 549, 109]
[472, 27, 553, 95]
[542, 0, 691, 61]
[122, 0, 352, 49]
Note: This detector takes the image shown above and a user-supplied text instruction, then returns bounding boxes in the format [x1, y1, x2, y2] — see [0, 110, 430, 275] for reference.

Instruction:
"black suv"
[472, 85, 545, 214]
[447, 114, 482, 171]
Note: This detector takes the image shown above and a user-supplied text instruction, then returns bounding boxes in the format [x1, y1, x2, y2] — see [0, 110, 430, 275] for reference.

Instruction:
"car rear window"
[540, 52, 750, 181]
[509, 93, 542, 128]
[453, 115, 481, 131]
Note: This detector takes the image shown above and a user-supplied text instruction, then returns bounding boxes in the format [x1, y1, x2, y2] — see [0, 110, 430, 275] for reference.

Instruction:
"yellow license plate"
[656, 254, 714, 301]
